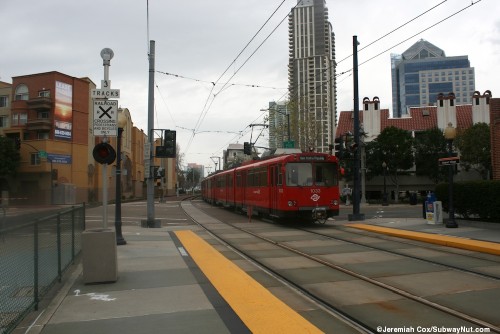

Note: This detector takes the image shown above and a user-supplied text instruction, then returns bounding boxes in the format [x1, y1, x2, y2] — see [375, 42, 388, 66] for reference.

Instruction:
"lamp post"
[444, 122, 458, 228]
[210, 156, 221, 171]
[382, 161, 389, 206]
[114, 111, 127, 245]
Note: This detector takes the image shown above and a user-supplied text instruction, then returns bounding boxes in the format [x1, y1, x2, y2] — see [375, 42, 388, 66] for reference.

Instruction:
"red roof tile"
[336, 105, 473, 138]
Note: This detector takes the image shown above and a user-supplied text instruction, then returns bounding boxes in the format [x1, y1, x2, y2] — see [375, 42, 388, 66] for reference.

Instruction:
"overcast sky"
[1, 0, 498, 172]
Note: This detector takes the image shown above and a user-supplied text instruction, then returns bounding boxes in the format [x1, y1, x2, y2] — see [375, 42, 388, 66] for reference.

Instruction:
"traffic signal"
[156, 130, 176, 158]
[93, 142, 116, 164]
[243, 142, 251, 155]
[51, 169, 58, 181]
[334, 137, 344, 158]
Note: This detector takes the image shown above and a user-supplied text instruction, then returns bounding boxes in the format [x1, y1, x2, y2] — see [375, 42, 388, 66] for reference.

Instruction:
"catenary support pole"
[349, 35, 365, 221]
[145, 40, 158, 227]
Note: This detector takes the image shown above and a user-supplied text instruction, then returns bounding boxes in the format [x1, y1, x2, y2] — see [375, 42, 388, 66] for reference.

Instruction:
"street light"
[114, 111, 127, 245]
[210, 156, 220, 171]
[382, 161, 389, 206]
[444, 122, 458, 228]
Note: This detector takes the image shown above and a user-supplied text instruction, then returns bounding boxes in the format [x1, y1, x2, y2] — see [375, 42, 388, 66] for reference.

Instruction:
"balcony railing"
[26, 97, 52, 111]
[26, 118, 52, 131]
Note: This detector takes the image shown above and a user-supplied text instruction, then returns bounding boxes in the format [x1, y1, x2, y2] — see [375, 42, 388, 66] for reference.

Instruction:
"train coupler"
[312, 207, 327, 222]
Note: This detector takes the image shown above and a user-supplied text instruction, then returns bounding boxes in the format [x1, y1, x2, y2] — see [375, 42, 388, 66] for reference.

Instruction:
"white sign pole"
[100, 48, 114, 229]
[102, 147, 108, 229]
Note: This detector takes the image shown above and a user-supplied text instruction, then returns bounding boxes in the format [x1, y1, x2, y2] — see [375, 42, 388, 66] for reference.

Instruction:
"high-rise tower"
[391, 39, 475, 117]
[288, 0, 336, 152]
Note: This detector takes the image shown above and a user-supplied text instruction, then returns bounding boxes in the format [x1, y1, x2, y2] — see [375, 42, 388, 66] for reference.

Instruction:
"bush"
[435, 180, 500, 222]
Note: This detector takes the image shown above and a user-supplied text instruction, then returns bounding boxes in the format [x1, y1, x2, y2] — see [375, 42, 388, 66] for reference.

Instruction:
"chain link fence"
[0, 204, 85, 334]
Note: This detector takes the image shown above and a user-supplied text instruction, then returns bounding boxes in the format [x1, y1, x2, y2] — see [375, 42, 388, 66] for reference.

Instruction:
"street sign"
[144, 160, 151, 178]
[38, 150, 47, 159]
[438, 157, 460, 166]
[144, 143, 151, 178]
[93, 100, 118, 136]
[283, 140, 295, 148]
[91, 89, 120, 99]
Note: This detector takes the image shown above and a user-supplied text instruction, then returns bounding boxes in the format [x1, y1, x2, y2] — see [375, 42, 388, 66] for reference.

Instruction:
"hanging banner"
[54, 81, 73, 140]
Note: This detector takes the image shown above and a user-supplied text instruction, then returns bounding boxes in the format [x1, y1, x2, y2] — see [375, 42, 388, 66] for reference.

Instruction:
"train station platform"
[346, 217, 500, 256]
[11, 202, 500, 334]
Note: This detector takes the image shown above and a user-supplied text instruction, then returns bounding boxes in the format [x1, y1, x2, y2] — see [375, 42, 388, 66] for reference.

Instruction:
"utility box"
[82, 229, 118, 284]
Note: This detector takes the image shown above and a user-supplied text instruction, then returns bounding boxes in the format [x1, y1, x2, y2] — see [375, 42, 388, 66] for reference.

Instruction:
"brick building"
[490, 98, 500, 180]
[2, 72, 94, 204]
[1, 71, 153, 205]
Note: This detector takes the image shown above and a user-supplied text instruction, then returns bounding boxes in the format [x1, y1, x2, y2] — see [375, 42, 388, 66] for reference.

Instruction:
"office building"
[288, 0, 336, 152]
[267, 101, 290, 149]
[391, 39, 475, 117]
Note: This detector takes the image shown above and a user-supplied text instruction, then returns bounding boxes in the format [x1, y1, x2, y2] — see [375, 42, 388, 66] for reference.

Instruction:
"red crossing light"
[93, 142, 116, 164]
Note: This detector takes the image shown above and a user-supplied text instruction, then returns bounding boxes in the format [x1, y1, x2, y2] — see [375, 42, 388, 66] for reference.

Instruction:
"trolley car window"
[314, 163, 338, 186]
[286, 163, 312, 186]
[286, 162, 337, 187]
[236, 172, 242, 187]
[247, 167, 267, 187]
[260, 168, 267, 186]
[278, 165, 283, 185]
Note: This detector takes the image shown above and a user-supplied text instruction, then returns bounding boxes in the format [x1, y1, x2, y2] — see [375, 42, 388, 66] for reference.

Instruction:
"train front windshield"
[286, 162, 338, 187]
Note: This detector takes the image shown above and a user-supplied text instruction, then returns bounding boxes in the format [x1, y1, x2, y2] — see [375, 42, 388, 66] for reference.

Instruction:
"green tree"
[365, 127, 414, 202]
[414, 127, 448, 184]
[185, 167, 201, 191]
[0, 137, 21, 186]
[455, 122, 491, 179]
[175, 143, 185, 189]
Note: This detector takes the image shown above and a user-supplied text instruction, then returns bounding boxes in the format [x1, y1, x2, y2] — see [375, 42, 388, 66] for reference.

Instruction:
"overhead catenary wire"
[284, 0, 484, 114]
[156, 70, 286, 91]
[336, 0, 448, 64]
[209, 0, 483, 158]
[148, 0, 484, 168]
[184, 1, 294, 155]
[336, 0, 482, 80]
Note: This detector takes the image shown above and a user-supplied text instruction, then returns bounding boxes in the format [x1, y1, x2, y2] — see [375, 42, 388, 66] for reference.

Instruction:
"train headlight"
[287, 200, 296, 207]
[331, 199, 338, 206]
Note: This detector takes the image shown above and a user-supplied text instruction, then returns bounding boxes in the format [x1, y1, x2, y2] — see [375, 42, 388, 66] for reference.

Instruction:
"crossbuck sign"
[93, 100, 118, 136]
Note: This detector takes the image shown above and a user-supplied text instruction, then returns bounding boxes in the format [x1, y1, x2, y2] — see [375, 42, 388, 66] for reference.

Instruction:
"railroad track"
[182, 198, 500, 333]
[299, 225, 500, 281]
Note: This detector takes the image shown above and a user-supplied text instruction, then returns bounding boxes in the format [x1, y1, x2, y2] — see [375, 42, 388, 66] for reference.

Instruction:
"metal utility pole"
[348, 36, 365, 221]
[143, 40, 160, 228]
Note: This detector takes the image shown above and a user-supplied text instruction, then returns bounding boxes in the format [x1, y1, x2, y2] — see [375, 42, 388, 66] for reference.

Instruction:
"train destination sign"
[93, 100, 118, 136]
[299, 156, 326, 161]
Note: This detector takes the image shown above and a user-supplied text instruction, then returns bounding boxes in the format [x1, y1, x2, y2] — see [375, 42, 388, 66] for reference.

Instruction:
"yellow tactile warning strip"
[174, 230, 323, 334]
[348, 224, 500, 256]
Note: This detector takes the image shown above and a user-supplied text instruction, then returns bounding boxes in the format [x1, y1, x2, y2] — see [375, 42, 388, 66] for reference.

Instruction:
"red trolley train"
[201, 152, 340, 223]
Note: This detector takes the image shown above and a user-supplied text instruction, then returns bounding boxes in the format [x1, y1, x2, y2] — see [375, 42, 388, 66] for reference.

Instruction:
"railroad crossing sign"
[93, 100, 118, 136]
